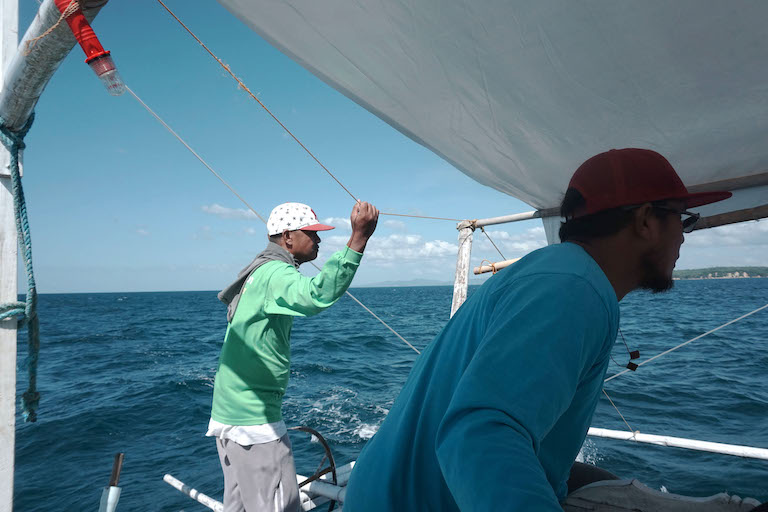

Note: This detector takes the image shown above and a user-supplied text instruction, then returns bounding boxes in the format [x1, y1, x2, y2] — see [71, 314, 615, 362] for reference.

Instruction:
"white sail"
[217, 0, 768, 219]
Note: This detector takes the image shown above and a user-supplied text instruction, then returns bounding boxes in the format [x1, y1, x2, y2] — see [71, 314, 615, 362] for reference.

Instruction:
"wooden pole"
[0, 0, 19, 509]
[473, 257, 521, 276]
[450, 221, 475, 318]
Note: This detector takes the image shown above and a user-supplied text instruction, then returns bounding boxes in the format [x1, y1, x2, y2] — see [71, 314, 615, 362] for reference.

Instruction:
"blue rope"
[0, 113, 41, 422]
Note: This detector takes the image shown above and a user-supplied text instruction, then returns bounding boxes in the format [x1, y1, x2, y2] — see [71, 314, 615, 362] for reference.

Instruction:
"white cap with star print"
[267, 202, 335, 236]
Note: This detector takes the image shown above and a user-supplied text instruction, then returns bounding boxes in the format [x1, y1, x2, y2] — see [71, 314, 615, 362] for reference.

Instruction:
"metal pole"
[473, 207, 559, 229]
[0, 0, 19, 509]
[450, 220, 475, 317]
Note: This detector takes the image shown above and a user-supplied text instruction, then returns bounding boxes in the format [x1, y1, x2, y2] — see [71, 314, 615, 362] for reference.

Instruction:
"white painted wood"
[450, 221, 474, 318]
[163, 474, 223, 512]
[588, 427, 768, 461]
[0, 1, 19, 510]
[97, 486, 121, 512]
[165, 462, 357, 512]
[298, 461, 355, 509]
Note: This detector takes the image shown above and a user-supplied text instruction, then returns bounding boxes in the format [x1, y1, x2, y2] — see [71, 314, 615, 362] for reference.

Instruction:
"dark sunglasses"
[651, 205, 700, 233]
[623, 203, 700, 233]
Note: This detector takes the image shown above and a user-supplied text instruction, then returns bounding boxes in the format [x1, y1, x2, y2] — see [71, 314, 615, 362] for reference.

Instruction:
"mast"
[0, 2, 110, 508]
[0, 1, 20, 509]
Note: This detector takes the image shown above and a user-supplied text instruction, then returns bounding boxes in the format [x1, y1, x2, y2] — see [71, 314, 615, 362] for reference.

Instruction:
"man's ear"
[632, 203, 658, 242]
[282, 230, 293, 249]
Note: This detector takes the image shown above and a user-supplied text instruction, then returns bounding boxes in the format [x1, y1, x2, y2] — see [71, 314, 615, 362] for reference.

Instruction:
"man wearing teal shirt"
[345, 149, 731, 511]
[208, 201, 378, 512]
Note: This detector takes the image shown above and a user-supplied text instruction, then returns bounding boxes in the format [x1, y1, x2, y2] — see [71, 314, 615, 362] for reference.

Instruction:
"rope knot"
[0, 114, 35, 152]
[21, 391, 40, 422]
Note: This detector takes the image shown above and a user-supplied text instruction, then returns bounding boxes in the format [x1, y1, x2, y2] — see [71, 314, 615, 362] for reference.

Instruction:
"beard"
[638, 249, 675, 293]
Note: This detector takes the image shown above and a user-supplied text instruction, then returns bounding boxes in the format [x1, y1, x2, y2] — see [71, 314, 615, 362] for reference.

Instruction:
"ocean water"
[12, 278, 768, 510]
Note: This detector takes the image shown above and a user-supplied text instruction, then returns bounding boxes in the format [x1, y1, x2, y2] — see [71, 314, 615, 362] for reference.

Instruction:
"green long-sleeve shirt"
[211, 246, 363, 425]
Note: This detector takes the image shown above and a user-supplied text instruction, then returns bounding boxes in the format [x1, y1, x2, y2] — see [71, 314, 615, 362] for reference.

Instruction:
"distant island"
[673, 267, 768, 280]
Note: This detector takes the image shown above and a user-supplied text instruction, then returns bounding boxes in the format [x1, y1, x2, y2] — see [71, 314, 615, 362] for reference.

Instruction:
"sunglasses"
[651, 205, 700, 233]
[623, 203, 700, 233]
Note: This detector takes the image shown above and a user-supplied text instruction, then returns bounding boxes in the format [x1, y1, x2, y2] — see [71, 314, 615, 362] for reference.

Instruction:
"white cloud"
[684, 220, 768, 248]
[136, 228, 149, 236]
[313, 233, 458, 267]
[473, 226, 548, 258]
[322, 217, 352, 230]
[363, 234, 457, 262]
[677, 220, 768, 268]
[383, 219, 407, 231]
[202, 203, 257, 220]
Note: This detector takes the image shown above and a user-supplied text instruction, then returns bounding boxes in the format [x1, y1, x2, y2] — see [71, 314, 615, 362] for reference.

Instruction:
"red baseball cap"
[568, 148, 732, 217]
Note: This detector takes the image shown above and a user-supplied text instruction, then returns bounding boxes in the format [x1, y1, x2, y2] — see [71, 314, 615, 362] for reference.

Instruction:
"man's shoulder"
[491, 244, 617, 313]
[248, 259, 297, 284]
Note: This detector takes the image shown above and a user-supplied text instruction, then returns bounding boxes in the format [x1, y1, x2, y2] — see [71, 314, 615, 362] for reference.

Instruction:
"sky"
[7, 0, 768, 293]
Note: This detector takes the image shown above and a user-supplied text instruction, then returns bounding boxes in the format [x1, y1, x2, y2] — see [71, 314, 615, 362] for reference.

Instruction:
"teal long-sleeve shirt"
[344, 242, 619, 511]
[211, 246, 363, 425]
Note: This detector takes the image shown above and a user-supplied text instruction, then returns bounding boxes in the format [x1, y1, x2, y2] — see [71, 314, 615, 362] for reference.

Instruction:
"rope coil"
[0, 113, 41, 422]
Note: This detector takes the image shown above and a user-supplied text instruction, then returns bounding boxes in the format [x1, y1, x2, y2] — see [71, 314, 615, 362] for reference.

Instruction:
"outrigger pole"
[0, 1, 109, 509]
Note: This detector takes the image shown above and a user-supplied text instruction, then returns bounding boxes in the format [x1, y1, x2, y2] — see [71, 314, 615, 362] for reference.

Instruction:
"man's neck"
[568, 238, 639, 301]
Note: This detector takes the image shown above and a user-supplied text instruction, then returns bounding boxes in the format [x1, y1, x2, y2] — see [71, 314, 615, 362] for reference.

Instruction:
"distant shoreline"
[673, 267, 768, 280]
[674, 276, 766, 281]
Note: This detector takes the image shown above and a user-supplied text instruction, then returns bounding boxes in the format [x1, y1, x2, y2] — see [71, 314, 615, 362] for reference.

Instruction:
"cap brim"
[300, 223, 335, 232]
[679, 190, 732, 209]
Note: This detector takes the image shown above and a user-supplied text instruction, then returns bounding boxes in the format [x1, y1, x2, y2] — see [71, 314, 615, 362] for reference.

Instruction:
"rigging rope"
[0, 114, 41, 422]
[479, 226, 506, 260]
[154, 0, 462, 224]
[599, 307, 768, 447]
[602, 389, 634, 434]
[125, 86, 420, 354]
[604, 303, 768, 383]
[125, 87, 266, 224]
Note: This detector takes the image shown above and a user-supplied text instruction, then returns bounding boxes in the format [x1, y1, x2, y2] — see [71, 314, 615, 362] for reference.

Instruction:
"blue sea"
[12, 279, 768, 510]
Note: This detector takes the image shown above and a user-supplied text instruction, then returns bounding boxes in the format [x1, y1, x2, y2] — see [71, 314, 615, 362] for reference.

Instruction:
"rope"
[24, 0, 80, 55]
[125, 86, 420, 355]
[477, 259, 497, 275]
[154, 0, 461, 224]
[0, 114, 41, 422]
[602, 389, 634, 433]
[125, 86, 267, 224]
[604, 303, 768, 383]
[379, 211, 463, 222]
[479, 226, 506, 260]
[155, 0, 359, 203]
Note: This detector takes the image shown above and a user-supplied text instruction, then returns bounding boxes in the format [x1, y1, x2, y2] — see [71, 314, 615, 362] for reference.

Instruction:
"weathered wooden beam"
[694, 204, 768, 231]
[687, 171, 768, 194]
[450, 221, 475, 317]
[0, 1, 19, 510]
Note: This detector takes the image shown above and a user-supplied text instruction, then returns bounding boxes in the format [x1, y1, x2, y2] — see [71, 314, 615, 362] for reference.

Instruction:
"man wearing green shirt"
[208, 201, 379, 512]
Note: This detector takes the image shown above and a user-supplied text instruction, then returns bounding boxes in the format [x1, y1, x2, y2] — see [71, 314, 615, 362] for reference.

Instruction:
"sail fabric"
[218, 0, 768, 214]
